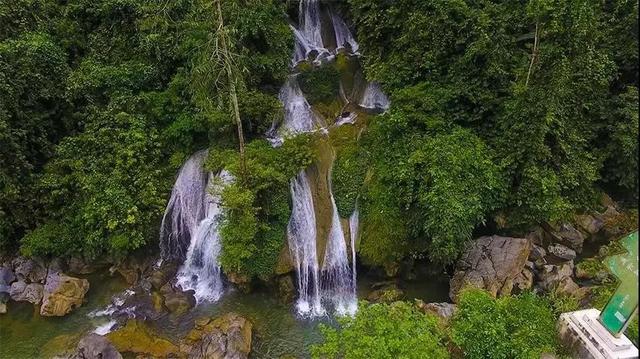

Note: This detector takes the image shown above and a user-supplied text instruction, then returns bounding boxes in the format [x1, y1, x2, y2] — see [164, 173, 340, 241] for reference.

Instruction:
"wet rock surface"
[449, 235, 531, 302]
[40, 271, 90, 316]
[9, 281, 44, 304]
[107, 320, 179, 357]
[70, 334, 122, 359]
[180, 312, 253, 359]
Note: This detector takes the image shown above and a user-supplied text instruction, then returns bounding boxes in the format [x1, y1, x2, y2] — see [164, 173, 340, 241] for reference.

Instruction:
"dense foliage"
[0, 0, 637, 278]
[336, 0, 639, 265]
[0, 0, 292, 258]
[451, 289, 559, 358]
[209, 135, 315, 278]
[311, 301, 450, 359]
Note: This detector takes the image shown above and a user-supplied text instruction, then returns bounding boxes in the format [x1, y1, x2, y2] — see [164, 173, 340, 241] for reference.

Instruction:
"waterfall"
[321, 193, 357, 316]
[159, 151, 210, 261]
[292, 26, 313, 65]
[349, 208, 359, 297]
[269, 76, 323, 145]
[175, 170, 232, 303]
[287, 171, 325, 317]
[299, 0, 324, 50]
[331, 11, 359, 53]
[360, 82, 390, 111]
[159, 151, 230, 303]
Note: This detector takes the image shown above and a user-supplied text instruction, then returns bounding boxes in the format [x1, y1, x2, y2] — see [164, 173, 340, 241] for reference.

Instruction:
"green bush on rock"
[311, 301, 449, 359]
[451, 288, 559, 359]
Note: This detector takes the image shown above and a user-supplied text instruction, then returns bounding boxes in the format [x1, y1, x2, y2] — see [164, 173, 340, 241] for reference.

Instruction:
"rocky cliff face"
[449, 235, 531, 302]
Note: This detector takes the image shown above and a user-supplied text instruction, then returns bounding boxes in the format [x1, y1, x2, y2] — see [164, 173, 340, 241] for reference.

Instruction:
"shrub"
[451, 289, 559, 359]
[311, 301, 449, 359]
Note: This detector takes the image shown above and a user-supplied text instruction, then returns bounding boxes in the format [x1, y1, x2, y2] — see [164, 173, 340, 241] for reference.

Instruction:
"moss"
[107, 320, 179, 357]
[298, 65, 340, 105]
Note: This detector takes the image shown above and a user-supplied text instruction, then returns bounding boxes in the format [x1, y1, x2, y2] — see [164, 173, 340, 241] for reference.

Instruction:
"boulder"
[148, 262, 178, 290]
[529, 244, 547, 261]
[543, 223, 584, 253]
[547, 244, 577, 261]
[107, 320, 179, 357]
[525, 227, 546, 246]
[537, 262, 579, 295]
[415, 300, 457, 322]
[9, 281, 44, 304]
[71, 334, 122, 359]
[12, 257, 47, 283]
[0, 265, 16, 287]
[163, 289, 196, 316]
[112, 257, 153, 285]
[366, 283, 404, 303]
[574, 214, 603, 236]
[40, 271, 89, 316]
[449, 235, 531, 302]
[180, 312, 252, 359]
[513, 268, 534, 293]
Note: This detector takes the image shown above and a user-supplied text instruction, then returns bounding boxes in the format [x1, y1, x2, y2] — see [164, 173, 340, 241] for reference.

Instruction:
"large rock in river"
[180, 312, 253, 359]
[40, 271, 89, 316]
[9, 281, 44, 304]
[450, 235, 531, 302]
[70, 334, 122, 359]
[107, 320, 179, 357]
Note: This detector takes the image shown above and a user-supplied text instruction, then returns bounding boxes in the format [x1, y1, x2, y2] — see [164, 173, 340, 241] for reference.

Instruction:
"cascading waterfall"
[274, 0, 387, 318]
[331, 11, 359, 53]
[287, 172, 324, 317]
[321, 191, 357, 316]
[175, 170, 231, 303]
[349, 207, 359, 298]
[159, 151, 210, 261]
[159, 151, 229, 303]
[280, 77, 323, 134]
[299, 0, 324, 51]
[360, 82, 390, 111]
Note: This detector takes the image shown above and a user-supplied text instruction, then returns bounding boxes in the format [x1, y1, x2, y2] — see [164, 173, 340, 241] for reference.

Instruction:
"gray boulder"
[71, 334, 122, 359]
[13, 257, 47, 283]
[180, 312, 252, 359]
[544, 223, 584, 253]
[547, 244, 577, 261]
[449, 235, 531, 302]
[9, 281, 44, 304]
[537, 262, 579, 295]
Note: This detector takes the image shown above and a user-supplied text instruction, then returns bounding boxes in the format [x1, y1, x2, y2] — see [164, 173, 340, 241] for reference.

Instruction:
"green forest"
[0, 0, 638, 358]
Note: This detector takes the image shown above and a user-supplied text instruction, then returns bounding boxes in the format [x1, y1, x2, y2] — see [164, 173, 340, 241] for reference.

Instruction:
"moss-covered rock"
[106, 320, 179, 357]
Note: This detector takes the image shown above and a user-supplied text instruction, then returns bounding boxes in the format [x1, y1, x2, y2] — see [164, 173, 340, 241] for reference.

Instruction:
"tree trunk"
[215, 0, 246, 177]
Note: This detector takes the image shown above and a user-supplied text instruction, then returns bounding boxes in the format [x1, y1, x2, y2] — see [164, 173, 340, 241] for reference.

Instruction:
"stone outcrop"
[40, 271, 90, 316]
[449, 235, 531, 302]
[547, 243, 577, 261]
[542, 223, 584, 253]
[107, 320, 179, 357]
[163, 289, 196, 316]
[415, 300, 457, 322]
[70, 334, 122, 359]
[180, 312, 253, 359]
[0, 265, 15, 314]
[148, 262, 178, 290]
[9, 281, 44, 304]
[536, 262, 579, 296]
[12, 257, 47, 283]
